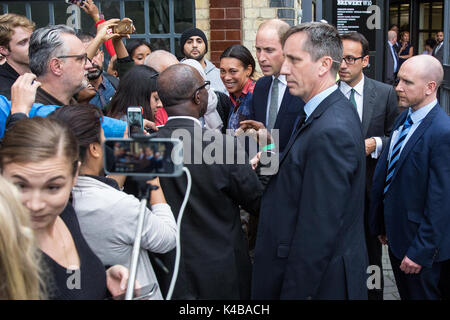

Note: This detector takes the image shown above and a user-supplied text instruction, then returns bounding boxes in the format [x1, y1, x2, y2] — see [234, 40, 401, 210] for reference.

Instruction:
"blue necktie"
[384, 114, 413, 194]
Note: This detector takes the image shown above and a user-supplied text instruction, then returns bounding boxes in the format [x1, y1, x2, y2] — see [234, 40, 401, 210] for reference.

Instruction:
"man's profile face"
[395, 62, 428, 109]
[0, 26, 32, 66]
[59, 34, 90, 93]
[184, 36, 206, 62]
[339, 39, 369, 87]
[281, 32, 321, 102]
[82, 39, 103, 80]
[255, 27, 284, 77]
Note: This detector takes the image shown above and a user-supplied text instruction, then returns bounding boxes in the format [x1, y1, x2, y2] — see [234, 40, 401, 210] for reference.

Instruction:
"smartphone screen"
[104, 138, 183, 177]
[127, 106, 144, 135]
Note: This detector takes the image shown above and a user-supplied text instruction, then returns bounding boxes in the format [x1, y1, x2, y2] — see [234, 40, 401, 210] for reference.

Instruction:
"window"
[1, 0, 195, 58]
[418, 1, 443, 53]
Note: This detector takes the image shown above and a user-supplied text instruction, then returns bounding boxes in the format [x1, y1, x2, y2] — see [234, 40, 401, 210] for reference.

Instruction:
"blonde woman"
[0, 175, 44, 300]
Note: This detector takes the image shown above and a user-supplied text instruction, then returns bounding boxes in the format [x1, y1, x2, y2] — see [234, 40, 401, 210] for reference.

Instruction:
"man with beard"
[77, 32, 118, 110]
[180, 28, 227, 94]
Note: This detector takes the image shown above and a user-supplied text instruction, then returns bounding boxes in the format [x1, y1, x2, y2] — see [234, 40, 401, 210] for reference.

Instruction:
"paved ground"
[382, 245, 401, 300]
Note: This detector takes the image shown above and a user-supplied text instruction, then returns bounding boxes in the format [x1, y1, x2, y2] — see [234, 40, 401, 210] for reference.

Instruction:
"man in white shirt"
[339, 32, 400, 300]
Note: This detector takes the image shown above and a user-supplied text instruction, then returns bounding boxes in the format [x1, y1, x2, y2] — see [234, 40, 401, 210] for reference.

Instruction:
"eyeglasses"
[342, 56, 364, 65]
[56, 53, 91, 64]
[191, 80, 210, 99]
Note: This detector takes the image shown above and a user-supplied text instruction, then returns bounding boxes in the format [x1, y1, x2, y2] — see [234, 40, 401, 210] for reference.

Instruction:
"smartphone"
[113, 19, 134, 34]
[107, 283, 159, 300]
[103, 138, 183, 177]
[65, 0, 86, 5]
[127, 106, 144, 135]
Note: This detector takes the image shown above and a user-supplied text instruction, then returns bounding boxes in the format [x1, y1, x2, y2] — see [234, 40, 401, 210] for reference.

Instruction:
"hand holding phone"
[113, 18, 135, 35]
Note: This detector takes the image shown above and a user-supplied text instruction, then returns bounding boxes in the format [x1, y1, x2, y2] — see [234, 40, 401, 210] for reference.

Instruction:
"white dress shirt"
[339, 76, 382, 159]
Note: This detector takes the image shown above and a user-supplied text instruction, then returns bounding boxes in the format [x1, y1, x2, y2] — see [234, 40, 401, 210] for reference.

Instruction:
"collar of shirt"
[230, 79, 255, 107]
[304, 84, 339, 120]
[408, 99, 438, 125]
[339, 75, 364, 97]
[167, 116, 203, 127]
[273, 74, 287, 86]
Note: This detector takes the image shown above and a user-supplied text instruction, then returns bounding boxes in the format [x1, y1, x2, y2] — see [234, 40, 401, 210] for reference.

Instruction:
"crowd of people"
[385, 24, 445, 86]
[0, 0, 449, 301]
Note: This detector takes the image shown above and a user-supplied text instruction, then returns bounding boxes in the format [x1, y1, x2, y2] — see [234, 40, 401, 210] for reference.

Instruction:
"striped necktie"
[384, 114, 413, 194]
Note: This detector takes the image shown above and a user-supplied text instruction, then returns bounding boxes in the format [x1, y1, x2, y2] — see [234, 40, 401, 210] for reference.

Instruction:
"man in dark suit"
[153, 64, 264, 299]
[252, 23, 368, 300]
[432, 31, 444, 65]
[369, 55, 450, 300]
[243, 19, 304, 154]
[338, 32, 400, 300]
[385, 30, 399, 86]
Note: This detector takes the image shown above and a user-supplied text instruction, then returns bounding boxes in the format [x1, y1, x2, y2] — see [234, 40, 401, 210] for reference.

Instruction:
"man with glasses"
[339, 32, 400, 300]
[77, 32, 118, 110]
[3, 25, 128, 139]
[152, 63, 263, 299]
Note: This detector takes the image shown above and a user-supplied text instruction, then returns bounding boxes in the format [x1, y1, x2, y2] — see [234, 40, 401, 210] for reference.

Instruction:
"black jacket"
[153, 118, 263, 299]
[0, 62, 20, 99]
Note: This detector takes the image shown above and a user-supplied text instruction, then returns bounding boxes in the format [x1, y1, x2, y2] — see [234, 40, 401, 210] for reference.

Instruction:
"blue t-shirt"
[0, 95, 126, 138]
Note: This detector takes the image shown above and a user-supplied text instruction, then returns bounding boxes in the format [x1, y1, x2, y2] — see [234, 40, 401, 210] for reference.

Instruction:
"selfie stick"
[125, 182, 158, 300]
[166, 167, 192, 300]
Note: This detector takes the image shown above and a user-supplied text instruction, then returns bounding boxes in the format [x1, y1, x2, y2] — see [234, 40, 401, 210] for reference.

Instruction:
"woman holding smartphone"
[0, 117, 131, 299]
[51, 105, 177, 300]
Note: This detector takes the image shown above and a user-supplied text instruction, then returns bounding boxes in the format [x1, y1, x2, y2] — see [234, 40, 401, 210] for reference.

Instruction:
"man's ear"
[49, 57, 63, 76]
[193, 90, 201, 105]
[0, 46, 10, 57]
[362, 55, 370, 68]
[318, 56, 333, 77]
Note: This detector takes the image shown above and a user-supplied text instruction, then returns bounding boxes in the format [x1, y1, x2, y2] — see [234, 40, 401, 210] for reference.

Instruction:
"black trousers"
[389, 249, 442, 300]
[364, 197, 383, 300]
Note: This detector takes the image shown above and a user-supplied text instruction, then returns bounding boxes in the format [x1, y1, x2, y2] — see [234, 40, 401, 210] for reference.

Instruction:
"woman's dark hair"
[126, 39, 152, 57]
[425, 38, 437, 49]
[107, 65, 158, 121]
[220, 44, 256, 77]
[50, 105, 103, 164]
[0, 117, 79, 176]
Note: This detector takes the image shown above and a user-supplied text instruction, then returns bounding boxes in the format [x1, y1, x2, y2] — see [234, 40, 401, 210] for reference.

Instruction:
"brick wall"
[195, 0, 211, 60]
[209, 0, 243, 66]
[199, 0, 300, 69]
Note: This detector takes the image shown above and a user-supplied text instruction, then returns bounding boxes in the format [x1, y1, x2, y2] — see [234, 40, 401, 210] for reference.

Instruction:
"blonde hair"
[0, 176, 45, 299]
[0, 13, 35, 49]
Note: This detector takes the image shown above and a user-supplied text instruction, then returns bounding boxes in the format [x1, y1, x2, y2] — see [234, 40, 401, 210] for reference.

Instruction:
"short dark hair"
[425, 38, 437, 48]
[107, 64, 158, 121]
[282, 22, 343, 76]
[220, 44, 256, 77]
[340, 32, 369, 57]
[126, 39, 152, 57]
[50, 105, 103, 164]
[76, 31, 95, 43]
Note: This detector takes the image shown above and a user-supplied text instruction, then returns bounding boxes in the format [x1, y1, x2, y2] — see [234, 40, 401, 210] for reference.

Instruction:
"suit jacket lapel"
[273, 89, 292, 128]
[279, 90, 340, 165]
[255, 77, 272, 124]
[390, 105, 439, 183]
[362, 78, 376, 137]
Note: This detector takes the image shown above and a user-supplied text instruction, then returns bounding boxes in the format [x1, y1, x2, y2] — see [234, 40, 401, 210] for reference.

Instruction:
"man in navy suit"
[369, 55, 450, 300]
[252, 22, 368, 300]
[240, 19, 304, 154]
